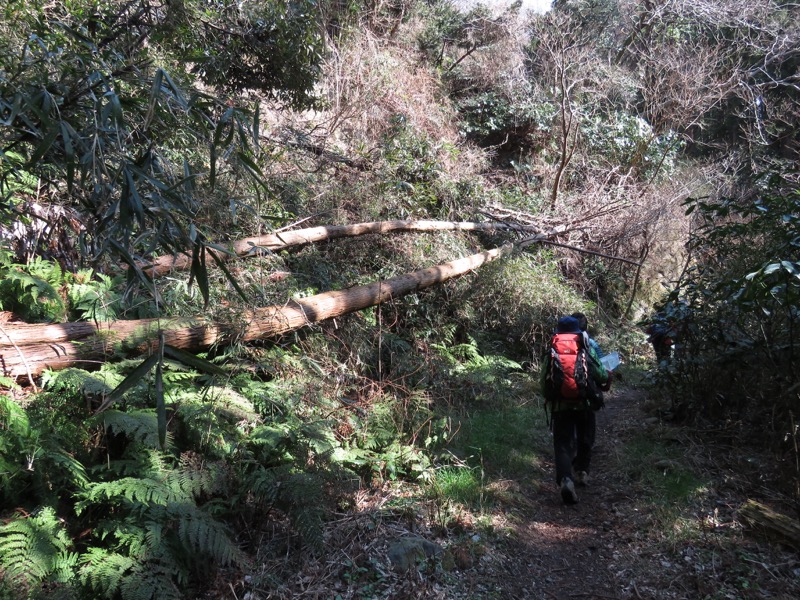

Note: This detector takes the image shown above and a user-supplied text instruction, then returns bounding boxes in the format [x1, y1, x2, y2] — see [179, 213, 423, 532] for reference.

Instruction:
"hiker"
[645, 304, 683, 361]
[571, 311, 605, 358]
[541, 315, 610, 505]
[570, 311, 608, 446]
[645, 320, 673, 361]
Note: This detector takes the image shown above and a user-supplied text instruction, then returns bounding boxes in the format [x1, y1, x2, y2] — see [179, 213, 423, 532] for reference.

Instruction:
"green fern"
[0, 394, 29, 463]
[119, 564, 182, 600]
[94, 409, 162, 448]
[78, 477, 180, 508]
[66, 270, 122, 322]
[169, 502, 244, 565]
[280, 472, 325, 553]
[0, 258, 66, 322]
[77, 455, 243, 599]
[172, 453, 228, 499]
[242, 465, 281, 506]
[79, 548, 138, 599]
[40, 367, 122, 400]
[174, 385, 259, 458]
[0, 507, 78, 594]
[0, 396, 88, 507]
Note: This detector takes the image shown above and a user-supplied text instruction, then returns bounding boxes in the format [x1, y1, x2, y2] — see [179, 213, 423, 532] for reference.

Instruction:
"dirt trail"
[465, 389, 652, 600]
[231, 386, 800, 599]
[457, 388, 800, 600]
[512, 391, 650, 599]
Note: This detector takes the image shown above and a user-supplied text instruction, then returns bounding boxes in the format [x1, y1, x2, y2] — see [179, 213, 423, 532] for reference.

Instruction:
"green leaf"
[235, 151, 267, 189]
[95, 353, 160, 414]
[60, 122, 75, 190]
[207, 250, 248, 302]
[27, 126, 60, 166]
[109, 240, 156, 296]
[209, 144, 217, 188]
[160, 69, 189, 111]
[163, 345, 227, 376]
[252, 103, 261, 148]
[189, 242, 210, 308]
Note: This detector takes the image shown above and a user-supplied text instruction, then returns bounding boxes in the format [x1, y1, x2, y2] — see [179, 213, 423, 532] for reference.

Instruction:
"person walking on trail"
[541, 315, 610, 505]
[569, 311, 608, 472]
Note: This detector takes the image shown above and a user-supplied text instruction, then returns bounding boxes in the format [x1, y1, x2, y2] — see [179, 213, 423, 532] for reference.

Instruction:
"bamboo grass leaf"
[95, 353, 160, 414]
[163, 345, 227, 376]
[160, 70, 189, 111]
[188, 241, 210, 308]
[235, 151, 267, 189]
[28, 125, 59, 166]
[207, 248, 248, 302]
[60, 122, 75, 190]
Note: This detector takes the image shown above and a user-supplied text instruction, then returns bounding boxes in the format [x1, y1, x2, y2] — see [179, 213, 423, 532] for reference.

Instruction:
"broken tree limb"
[0, 243, 516, 379]
[142, 220, 527, 276]
[738, 499, 800, 550]
[524, 237, 643, 267]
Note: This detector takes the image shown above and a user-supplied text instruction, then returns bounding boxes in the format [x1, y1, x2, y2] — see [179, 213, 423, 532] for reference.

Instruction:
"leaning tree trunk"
[0, 244, 517, 380]
[142, 220, 528, 276]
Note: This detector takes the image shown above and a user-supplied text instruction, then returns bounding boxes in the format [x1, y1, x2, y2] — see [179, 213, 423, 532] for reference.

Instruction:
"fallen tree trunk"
[0, 243, 518, 379]
[143, 220, 528, 276]
[738, 500, 800, 550]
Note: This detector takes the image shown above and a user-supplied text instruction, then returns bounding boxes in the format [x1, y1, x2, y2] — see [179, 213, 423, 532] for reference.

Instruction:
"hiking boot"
[560, 477, 578, 504]
[575, 471, 588, 487]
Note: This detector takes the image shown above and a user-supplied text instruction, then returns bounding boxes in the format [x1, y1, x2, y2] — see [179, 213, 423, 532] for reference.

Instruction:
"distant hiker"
[645, 303, 685, 362]
[645, 320, 673, 361]
[541, 315, 610, 505]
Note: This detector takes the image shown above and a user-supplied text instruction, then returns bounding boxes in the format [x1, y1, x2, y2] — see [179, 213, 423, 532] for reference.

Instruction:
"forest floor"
[232, 385, 800, 600]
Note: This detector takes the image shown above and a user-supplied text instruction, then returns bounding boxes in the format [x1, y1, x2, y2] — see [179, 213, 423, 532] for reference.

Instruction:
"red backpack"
[543, 332, 591, 402]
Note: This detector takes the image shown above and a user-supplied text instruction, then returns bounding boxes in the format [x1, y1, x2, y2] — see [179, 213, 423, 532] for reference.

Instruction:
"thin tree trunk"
[143, 220, 524, 276]
[0, 244, 516, 379]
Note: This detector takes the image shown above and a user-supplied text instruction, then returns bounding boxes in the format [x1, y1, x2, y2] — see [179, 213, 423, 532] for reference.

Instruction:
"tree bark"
[0, 243, 516, 380]
[142, 220, 524, 276]
[738, 500, 800, 550]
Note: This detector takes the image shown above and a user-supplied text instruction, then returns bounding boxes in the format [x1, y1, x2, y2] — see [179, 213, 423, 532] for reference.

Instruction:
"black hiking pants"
[552, 409, 596, 484]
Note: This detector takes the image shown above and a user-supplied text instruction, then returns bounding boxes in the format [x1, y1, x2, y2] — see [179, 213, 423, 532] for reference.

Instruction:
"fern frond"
[0, 507, 77, 590]
[175, 386, 259, 458]
[249, 423, 293, 451]
[171, 455, 227, 498]
[40, 367, 121, 397]
[279, 472, 325, 553]
[201, 386, 258, 422]
[51, 448, 90, 490]
[299, 422, 336, 461]
[119, 563, 182, 600]
[243, 466, 281, 506]
[77, 477, 178, 511]
[95, 409, 161, 448]
[0, 393, 30, 436]
[160, 367, 198, 380]
[96, 521, 149, 558]
[80, 546, 184, 600]
[79, 547, 136, 598]
[169, 502, 244, 566]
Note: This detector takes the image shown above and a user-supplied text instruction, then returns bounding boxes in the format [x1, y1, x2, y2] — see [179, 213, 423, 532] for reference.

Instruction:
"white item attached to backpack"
[600, 352, 620, 372]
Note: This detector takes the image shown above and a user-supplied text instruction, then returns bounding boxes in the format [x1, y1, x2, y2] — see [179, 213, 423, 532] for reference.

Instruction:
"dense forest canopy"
[1, 1, 798, 598]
